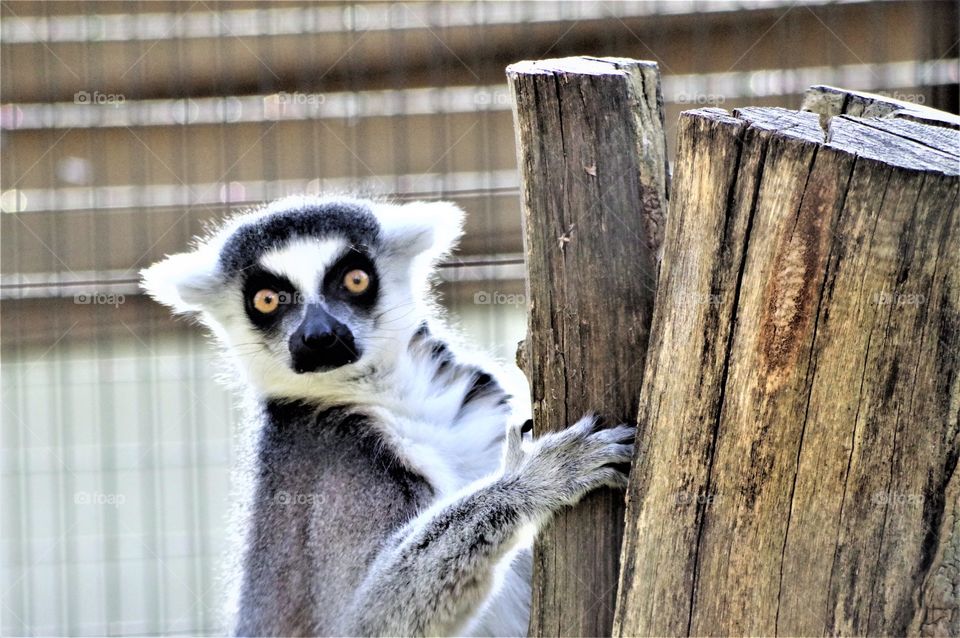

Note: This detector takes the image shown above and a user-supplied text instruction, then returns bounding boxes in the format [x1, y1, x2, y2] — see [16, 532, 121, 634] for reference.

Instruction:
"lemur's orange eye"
[252, 289, 280, 314]
[343, 269, 370, 294]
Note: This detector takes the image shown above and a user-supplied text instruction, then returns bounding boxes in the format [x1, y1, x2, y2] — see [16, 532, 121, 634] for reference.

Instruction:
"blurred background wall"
[1, 1, 957, 635]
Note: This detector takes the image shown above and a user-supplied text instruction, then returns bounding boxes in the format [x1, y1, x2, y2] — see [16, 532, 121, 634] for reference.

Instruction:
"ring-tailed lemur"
[141, 195, 635, 637]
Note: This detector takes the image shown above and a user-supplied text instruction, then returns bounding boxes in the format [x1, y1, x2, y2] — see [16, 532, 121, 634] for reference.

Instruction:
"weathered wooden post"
[801, 84, 960, 130]
[507, 57, 668, 637]
[613, 99, 959, 636]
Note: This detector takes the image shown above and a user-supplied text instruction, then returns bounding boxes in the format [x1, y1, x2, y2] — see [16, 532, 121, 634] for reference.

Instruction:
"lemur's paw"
[504, 414, 635, 508]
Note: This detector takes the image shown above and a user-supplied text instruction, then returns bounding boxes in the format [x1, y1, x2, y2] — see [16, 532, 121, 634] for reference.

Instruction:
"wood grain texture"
[802, 84, 960, 130]
[506, 56, 668, 638]
[614, 105, 959, 637]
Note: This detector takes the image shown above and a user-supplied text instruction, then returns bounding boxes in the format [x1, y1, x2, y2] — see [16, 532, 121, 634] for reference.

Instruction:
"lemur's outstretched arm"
[339, 416, 635, 637]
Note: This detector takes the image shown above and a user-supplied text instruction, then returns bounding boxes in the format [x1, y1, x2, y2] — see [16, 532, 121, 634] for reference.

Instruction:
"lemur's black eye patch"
[323, 248, 379, 312]
[243, 269, 298, 329]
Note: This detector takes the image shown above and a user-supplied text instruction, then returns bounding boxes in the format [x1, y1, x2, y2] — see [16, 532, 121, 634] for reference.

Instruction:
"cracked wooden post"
[801, 84, 960, 130]
[507, 57, 668, 637]
[613, 104, 960, 636]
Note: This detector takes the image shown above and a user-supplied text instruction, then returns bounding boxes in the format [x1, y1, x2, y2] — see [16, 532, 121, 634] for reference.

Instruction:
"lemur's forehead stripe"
[258, 238, 346, 301]
[218, 200, 381, 277]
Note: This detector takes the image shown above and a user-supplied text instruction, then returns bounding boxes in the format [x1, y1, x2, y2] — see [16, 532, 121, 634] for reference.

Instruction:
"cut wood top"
[506, 56, 659, 77]
[728, 106, 959, 175]
[802, 84, 960, 130]
[827, 115, 959, 174]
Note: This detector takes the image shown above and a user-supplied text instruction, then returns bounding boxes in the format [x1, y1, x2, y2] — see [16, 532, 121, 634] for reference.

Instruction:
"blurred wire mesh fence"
[1, 1, 956, 635]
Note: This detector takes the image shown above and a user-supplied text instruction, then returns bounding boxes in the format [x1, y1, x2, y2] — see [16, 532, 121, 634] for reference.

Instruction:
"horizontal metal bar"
[4, 59, 954, 131]
[1, 0, 860, 45]
[0, 170, 521, 214]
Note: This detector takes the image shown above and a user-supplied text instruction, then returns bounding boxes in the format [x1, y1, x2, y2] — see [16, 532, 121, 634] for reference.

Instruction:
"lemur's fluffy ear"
[140, 246, 221, 313]
[375, 201, 465, 261]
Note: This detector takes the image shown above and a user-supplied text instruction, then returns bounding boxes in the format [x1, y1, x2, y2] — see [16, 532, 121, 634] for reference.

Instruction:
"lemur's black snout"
[289, 303, 360, 373]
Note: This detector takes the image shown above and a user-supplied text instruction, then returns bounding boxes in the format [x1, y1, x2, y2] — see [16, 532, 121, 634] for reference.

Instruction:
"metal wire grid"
[0, 1, 956, 635]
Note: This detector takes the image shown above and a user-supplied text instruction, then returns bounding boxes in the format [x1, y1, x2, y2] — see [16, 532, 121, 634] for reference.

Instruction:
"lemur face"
[141, 196, 464, 398]
[235, 237, 379, 374]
